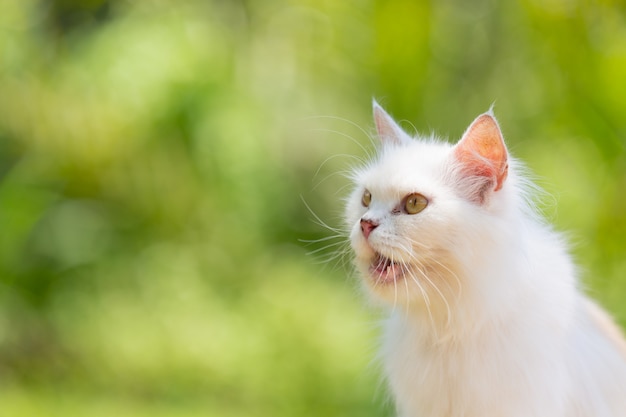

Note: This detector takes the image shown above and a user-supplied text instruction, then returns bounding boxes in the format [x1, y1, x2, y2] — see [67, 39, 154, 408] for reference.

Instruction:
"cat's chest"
[381, 315, 566, 417]
[382, 327, 473, 416]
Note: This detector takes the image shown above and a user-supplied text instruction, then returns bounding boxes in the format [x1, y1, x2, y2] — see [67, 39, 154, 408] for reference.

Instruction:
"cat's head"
[346, 101, 511, 312]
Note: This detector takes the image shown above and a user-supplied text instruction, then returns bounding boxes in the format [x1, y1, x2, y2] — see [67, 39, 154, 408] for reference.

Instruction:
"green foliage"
[0, 0, 624, 415]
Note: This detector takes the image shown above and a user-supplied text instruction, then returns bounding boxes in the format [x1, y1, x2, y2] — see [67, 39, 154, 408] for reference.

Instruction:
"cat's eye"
[362, 189, 372, 207]
[404, 193, 428, 215]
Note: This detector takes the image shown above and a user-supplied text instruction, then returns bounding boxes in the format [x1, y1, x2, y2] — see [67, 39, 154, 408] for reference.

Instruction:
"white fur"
[345, 109, 626, 417]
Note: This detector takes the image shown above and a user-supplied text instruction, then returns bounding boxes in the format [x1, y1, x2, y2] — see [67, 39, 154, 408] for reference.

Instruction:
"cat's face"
[346, 102, 509, 310]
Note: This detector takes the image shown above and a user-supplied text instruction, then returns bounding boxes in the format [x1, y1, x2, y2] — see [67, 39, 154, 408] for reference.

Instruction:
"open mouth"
[369, 253, 405, 284]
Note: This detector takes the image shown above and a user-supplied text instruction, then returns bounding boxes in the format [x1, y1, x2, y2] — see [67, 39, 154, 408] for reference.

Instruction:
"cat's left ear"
[373, 100, 408, 145]
[454, 111, 509, 200]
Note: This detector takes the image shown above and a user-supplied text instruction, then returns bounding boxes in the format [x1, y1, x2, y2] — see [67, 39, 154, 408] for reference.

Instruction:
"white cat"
[345, 101, 626, 417]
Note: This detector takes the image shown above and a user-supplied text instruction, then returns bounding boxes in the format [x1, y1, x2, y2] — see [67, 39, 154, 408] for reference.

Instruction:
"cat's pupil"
[362, 189, 372, 207]
[404, 193, 428, 215]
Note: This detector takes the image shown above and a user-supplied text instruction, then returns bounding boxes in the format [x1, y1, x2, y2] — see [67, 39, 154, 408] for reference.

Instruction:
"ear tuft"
[372, 100, 407, 146]
[454, 113, 509, 202]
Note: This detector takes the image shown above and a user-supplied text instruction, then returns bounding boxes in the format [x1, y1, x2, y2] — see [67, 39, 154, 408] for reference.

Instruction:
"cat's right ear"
[453, 111, 509, 204]
[373, 100, 408, 146]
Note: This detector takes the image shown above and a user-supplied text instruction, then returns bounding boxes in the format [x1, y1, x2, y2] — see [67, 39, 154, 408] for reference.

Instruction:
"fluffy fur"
[345, 101, 626, 417]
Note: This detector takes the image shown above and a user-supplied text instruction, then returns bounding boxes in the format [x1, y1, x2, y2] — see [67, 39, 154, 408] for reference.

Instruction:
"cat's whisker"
[300, 224, 353, 271]
[303, 114, 372, 138]
[370, 257, 383, 290]
[416, 262, 452, 328]
[405, 266, 438, 339]
[394, 254, 431, 310]
[300, 196, 344, 234]
[312, 163, 362, 192]
[308, 244, 345, 260]
[299, 234, 345, 244]
[310, 127, 373, 161]
[314, 153, 366, 175]
[305, 114, 376, 153]
[401, 262, 411, 320]
[404, 237, 463, 301]
[431, 263, 462, 306]
[428, 258, 462, 300]
[312, 251, 349, 265]
[307, 217, 343, 235]
[304, 240, 349, 255]
[392, 240, 452, 329]
[334, 181, 359, 197]
[392, 255, 399, 313]
[402, 237, 429, 250]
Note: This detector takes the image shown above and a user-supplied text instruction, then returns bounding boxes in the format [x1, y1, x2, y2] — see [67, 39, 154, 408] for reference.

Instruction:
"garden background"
[1, 0, 625, 416]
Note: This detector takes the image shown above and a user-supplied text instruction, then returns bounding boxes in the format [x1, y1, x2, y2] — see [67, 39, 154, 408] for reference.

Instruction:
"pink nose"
[360, 218, 379, 239]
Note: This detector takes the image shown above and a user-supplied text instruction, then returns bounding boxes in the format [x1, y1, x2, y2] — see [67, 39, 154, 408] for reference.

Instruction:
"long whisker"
[301, 238, 351, 266]
[404, 237, 463, 302]
[299, 234, 344, 244]
[428, 258, 462, 301]
[304, 114, 375, 151]
[314, 153, 366, 178]
[412, 259, 452, 328]
[402, 237, 429, 250]
[297, 198, 353, 271]
[309, 241, 353, 271]
[300, 195, 343, 234]
[392, 254, 398, 313]
[392, 246, 432, 309]
[392, 241, 453, 330]
[371, 256, 386, 292]
[310, 127, 374, 160]
[405, 266, 438, 338]
[333, 181, 358, 197]
[401, 260, 410, 320]
[312, 157, 363, 191]
[303, 239, 349, 255]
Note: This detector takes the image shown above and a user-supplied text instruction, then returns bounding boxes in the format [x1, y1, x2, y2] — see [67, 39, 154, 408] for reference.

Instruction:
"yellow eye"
[362, 189, 372, 207]
[404, 193, 428, 214]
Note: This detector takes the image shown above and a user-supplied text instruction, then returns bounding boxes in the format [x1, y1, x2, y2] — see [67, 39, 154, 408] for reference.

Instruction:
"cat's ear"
[373, 100, 408, 145]
[454, 111, 509, 202]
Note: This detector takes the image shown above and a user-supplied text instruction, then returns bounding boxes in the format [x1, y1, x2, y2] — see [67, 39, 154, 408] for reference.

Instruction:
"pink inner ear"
[455, 114, 508, 192]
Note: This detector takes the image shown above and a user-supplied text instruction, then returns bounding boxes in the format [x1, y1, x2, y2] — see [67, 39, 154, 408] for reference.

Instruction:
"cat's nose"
[360, 218, 379, 239]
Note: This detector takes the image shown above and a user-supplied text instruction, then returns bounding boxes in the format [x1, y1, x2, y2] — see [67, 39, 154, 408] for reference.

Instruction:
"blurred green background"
[0, 0, 625, 415]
